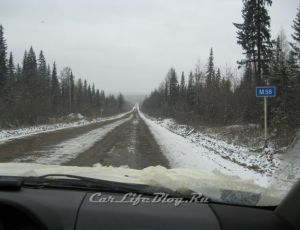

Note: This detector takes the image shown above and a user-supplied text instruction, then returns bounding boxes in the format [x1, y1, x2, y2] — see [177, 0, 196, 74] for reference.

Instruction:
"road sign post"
[256, 86, 276, 148]
[264, 97, 267, 148]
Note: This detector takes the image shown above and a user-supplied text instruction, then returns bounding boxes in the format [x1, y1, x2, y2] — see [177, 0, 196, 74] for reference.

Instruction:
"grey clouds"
[0, 0, 298, 94]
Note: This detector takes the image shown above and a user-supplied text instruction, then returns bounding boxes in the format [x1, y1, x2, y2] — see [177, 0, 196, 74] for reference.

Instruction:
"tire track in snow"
[14, 115, 133, 165]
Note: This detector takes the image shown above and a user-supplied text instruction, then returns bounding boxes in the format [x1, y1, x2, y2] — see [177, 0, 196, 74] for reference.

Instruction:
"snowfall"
[0, 105, 299, 206]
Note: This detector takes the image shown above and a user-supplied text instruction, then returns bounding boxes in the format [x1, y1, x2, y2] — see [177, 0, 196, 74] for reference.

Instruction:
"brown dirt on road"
[66, 111, 170, 169]
[0, 115, 130, 162]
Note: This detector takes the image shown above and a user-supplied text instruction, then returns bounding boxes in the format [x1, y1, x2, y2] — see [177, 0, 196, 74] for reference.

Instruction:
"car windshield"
[0, 0, 299, 206]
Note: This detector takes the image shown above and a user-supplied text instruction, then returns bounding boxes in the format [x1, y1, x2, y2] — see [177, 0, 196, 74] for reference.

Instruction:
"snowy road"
[0, 109, 169, 169]
[66, 110, 169, 169]
[0, 107, 299, 191]
[0, 112, 133, 163]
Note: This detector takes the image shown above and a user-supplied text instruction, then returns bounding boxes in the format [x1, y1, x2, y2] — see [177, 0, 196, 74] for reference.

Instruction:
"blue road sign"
[256, 86, 276, 97]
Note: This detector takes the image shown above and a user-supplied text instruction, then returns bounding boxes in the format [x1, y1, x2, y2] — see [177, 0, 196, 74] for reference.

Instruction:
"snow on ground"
[127, 116, 139, 155]
[0, 110, 133, 144]
[0, 162, 284, 206]
[143, 117, 279, 176]
[14, 115, 133, 165]
[273, 130, 300, 186]
[139, 108, 300, 192]
[67, 113, 85, 119]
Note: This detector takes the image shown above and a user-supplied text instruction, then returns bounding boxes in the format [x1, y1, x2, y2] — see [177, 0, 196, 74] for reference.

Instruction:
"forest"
[0, 25, 129, 128]
[142, 0, 300, 143]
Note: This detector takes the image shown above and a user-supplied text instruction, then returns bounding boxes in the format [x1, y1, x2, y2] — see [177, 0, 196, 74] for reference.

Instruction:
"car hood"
[0, 163, 286, 206]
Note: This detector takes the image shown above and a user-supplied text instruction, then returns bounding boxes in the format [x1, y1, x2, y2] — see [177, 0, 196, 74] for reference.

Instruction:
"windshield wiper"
[23, 173, 152, 193]
[0, 174, 173, 196]
[0, 174, 210, 202]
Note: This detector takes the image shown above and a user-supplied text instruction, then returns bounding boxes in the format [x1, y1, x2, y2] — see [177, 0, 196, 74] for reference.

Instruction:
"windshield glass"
[0, 0, 299, 206]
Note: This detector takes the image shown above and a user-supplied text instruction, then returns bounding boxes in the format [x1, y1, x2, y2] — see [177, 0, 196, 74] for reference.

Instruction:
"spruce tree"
[25, 46, 37, 74]
[8, 52, 15, 78]
[187, 72, 195, 109]
[168, 68, 179, 115]
[290, 5, 300, 62]
[206, 48, 215, 89]
[215, 68, 221, 89]
[234, 0, 273, 84]
[205, 48, 216, 121]
[117, 93, 124, 111]
[76, 78, 83, 113]
[38, 51, 52, 117]
[22, 50, 27, 74]
[70, 71, 75, 113]
[180, 72, 186, 96]
[0, 25, 7, 92]
[38, 50, 47, 78]
[269, 33, 297, 132]
[5, 52, 16, 123]
[290, 5, 300, 126]
[51, 62, 60, 115]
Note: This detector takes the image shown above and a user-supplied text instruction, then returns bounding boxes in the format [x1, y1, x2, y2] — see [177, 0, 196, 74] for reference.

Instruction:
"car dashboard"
[0, 185, 298, 230]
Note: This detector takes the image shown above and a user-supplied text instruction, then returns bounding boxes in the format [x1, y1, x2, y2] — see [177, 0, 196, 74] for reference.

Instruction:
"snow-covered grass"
[139, 111, 271, 187]
[0, 110, 133, 144]
[144, 117, 279, 176]
[139, 108, 300, 192]
[14, 115, 133, 165]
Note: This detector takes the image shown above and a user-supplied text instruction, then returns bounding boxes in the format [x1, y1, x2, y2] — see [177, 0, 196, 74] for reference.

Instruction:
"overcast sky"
[0, 0, 298, 94]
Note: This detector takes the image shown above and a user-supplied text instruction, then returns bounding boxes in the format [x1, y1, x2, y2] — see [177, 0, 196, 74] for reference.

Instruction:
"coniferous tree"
[142, 1, 299, 147]
[5, 52, 18, 123]
[38, 51, 47, 78]
[168, 68, 179, 116]
[70, 71, 75, 113]
[177, 72, 187, 120]
[117, 93, 124, 111]
[205, 48, 216, 121]
[75, 78, 83, 113]
[206, 48, 215, 89]
[290, 5, 300, 62]
[7, 52, 14, 78]
[186, 72, 195, 110]
[194, 66, 204, 119]
[38, 50, 51, 117]
[234, 0, 273, 84]
[0, 24, 8, 125]
[21, 47, 40, 123]
[0, 25, 129, 127]
[0, 25, 7, 93]
[290, 6, 300, 125]
[51, 62, 60, 116]
[179, 72, 186, 96]
[269, 33, 297, 133]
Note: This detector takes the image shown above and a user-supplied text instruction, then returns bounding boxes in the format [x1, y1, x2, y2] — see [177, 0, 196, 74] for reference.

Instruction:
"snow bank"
[67, 113, 84, 119]
[0, 109, 133, 144]
[138, 110, 274, 188]
[139, 109, 300, 193]
[14, 115, 133, 165]
[143, 117, 279, 176]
